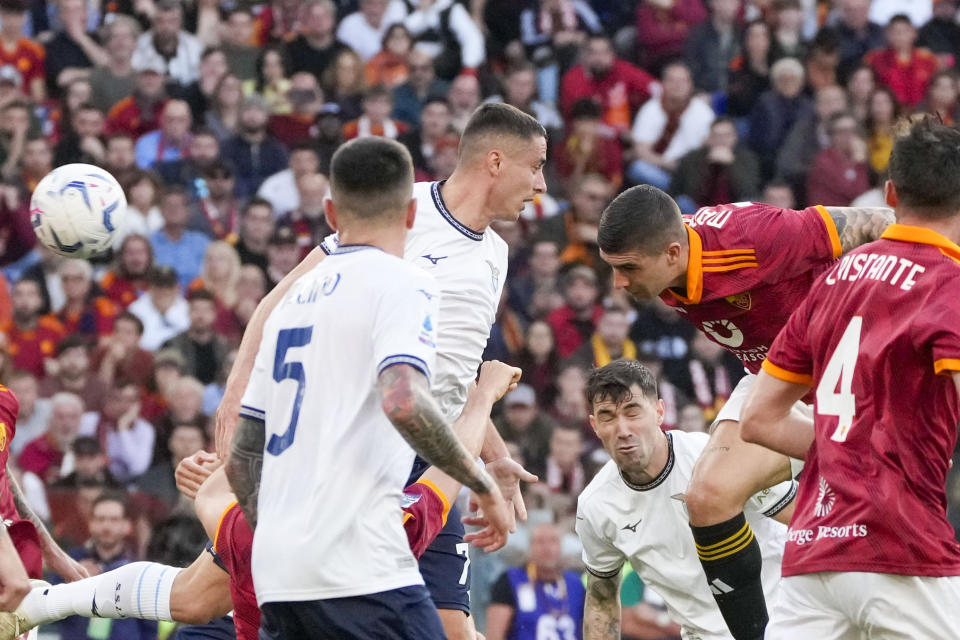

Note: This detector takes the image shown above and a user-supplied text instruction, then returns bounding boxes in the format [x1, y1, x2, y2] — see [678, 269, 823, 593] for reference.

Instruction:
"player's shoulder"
[577, 460, 621, 511]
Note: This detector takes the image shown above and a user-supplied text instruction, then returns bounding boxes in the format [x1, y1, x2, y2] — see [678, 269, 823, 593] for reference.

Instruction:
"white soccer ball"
[30, 163, 127, 259]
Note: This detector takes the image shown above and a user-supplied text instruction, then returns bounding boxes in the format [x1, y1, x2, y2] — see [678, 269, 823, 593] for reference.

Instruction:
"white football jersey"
[323, 181, 509, 420]
[576, 431, 792, 640]
[240, 246, 439, 604]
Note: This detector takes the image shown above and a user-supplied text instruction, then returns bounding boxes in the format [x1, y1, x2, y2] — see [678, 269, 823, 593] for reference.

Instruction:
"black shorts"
[174, 616, 237, 640]
[258, 585, 445, 640]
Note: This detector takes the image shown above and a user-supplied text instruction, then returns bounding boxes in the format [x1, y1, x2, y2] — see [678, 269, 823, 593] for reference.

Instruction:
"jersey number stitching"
[267, 326, 314, 456]
[816, 316, 862, 442]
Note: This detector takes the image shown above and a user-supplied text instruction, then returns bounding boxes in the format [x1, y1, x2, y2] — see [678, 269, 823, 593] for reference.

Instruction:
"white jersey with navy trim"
[240, 245, 439, 604]
[576, 431, 791, 640]
[323, 181, 509, 420]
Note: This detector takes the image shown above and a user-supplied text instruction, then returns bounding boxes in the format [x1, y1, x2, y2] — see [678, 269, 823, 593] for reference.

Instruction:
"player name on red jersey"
[825, 252, 926, 290]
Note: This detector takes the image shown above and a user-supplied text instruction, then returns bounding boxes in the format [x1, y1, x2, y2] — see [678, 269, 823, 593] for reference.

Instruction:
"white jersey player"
[576, 360, 793, 640]
[225, 138, 508, 640]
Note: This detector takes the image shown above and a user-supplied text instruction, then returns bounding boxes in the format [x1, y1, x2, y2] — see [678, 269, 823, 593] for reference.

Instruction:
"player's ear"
[486, 149, 502, 176]
[655, 399, 665, 425]
[883, 180, 898, 209]
[323, 197, 338, 231]
[404, 197, 416, 229]
[588, 414, 599, 435]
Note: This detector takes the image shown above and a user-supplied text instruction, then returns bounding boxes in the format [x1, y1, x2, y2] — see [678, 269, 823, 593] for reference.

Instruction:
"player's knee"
[169, 574, 218, 625]
[685, 474, 745, 525]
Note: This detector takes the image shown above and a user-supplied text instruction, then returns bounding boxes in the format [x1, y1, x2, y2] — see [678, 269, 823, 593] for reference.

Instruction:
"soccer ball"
[30, 163, 127, 259]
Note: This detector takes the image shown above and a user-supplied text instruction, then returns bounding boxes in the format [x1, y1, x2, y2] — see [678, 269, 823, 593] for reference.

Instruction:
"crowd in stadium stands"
[1, 0, 960, 637]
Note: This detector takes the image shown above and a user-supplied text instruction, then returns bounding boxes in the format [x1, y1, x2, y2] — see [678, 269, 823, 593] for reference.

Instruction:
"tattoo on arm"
[583, 571, 622, 640]
[378, 365, 492, 495]
[826, 207, 895, 253]
[225, 416, 265, 528]
[8, 464, 54, 548]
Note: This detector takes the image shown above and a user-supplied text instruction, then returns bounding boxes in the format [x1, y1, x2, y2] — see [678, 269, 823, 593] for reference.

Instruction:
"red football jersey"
[0, 384, 42, 578]
[660, 203, 841, 374]
[764, 224, 960, 577]
[214, 480, 449, 640]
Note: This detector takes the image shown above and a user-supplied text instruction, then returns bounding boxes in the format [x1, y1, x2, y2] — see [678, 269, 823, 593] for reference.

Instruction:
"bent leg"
[169, 551, 233, 625]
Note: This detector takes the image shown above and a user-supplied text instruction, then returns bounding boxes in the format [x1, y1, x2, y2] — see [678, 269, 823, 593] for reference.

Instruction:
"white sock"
[19, 562, 182, 626]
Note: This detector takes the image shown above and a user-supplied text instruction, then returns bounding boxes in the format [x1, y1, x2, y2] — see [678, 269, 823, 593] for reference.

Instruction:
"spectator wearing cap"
[546, 266, 603, 359]
[314, 101, 344, 173]
[276, 173, 332, 258]
[555, 98, 623, 189]
[105, 60, 169, 139]
[865, 14, 938, 108]
[284, 0, 348, 85]
[258, 142, 320, 218]
[38, 335, 106, 414]
[337, 0, 408, 62]
[265, 226, 301, 290]
[918, 0, 960, 68]
[55, 259, 117, 339]
[91, 311, 154, 389]
[79, 380, 155, 482]
[494, 383, 557, 474]
[1, 278, 65, 378]
[230, 197, 275, 278]
[42, 0, 108, 98]
[570, 306, 638, 370]
[0, 0, 45, 102]
[53, 102, 106, 166]
[19, 391, 84, 485]
[220, 96, 289, 198]
[161, 288, 229, 385]
[149, 187, 211, 289]
[134, 99, 192, 169]
[267, 72, 325, 147]
[404, 0, 485, 80]
[191, 161, 243, 240]
[89, 15, 139, 115]
[153, 128, 221, 199]
[128, 266, 189, 350]
[391, 49, 448, 127]
[131, 0, 203, 87]
[100, 234, 154, 309]
[344, 84, 409, 140]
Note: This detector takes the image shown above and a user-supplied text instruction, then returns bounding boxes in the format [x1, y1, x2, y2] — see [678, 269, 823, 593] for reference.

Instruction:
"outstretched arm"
[583, 571, 623, 640]
[825, 207, 895, 254]
[740, 371, 814, 460]
[225, 416, 265, 528]
[215, 246, 327, 456]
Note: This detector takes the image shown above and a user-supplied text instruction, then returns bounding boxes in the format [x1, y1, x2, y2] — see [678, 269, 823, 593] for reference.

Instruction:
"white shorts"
[713, 373, 807, 479]
[767, 572, 960, 639]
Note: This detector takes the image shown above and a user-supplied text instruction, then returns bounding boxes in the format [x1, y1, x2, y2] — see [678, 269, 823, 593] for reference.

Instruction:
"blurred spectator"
[220, 96, 289, 198]
[202, 349, 236, 416]
[189, 241, 243, 338]
[285, 0, 347, 84]
[398, 96, 452, 174]
[1, 278, 65, 378]
[404, 0, 485, 80]
[103, 133, 138, 188]
[222, 9, 259, 81]
[231, 198, 275, 277]
[154, 128, 221, 199]
[630, 299, 696, 388]
[19, 391, 83, 484]
[727, 20, 772, 118]
[53, 103, 106, 166]
[138, 348, 184, 422]
[191, 161, 242, 240]
[7, 369, 51, 455]
[258, 143, 319, 218]
[865, 86, 900, 174]
[131, 0, 203, 86]
[161, 288, 228, 385]
[136, 421, 205, 512]
[100, 234, 154, 309]
[684, 0, 741, 94]
[555, 99, 621, 188]
[672, 116, 761, 210]
[337, 0, 407, 62]
[19, 244, 66, 315]
[761, 180, 797, 209]
[343, 84, 409, 139]
[570, 307, 637, 369]
[678, 402, 710, 432]
[918, 0, 960, 68]
[19, 136, 53, 192]
[869, 0, 933, 33]
[149, 187, 211, 289]
[823, 0, 885, 81]
[807, 31, 842, 92]
[128, 266, 189, 351]
[314, 102, 345, 173]
[550, 363, 590, 429]
[448, 73, 481, 133]
[246, 45, 293, 115]
[53, 76, 93, 142]
[39, 335, 107, 413]
[677, 333, 740, 424]
[55, 260, 116, 339]
[233, 264, 268, 330]
[770, 0, 808, 62]
[560, 34, 656, 133]
[486, 524, 585, 640]
[539, 174, 611, 275]
[105, 61, 169, 139]
[91, 311, 154, 389]
[635, 0, 708, 73]
[0, 180, 33, 266]
[89, 15, 140, 115]
[508, 240, 561, 321]
[864, 14, 938, 108]
[267, 72, 324, 147]
[392, 49, 448, 126]
[118, 170, 164, 244]
[365, 23, 413, 89]
[846, 64, 876, 123]
[134, 99, 192, 169]
[547, 265, 602, 358]
[923, 69, 960, 126]
[514, 320, 561, 405]
[178, 47, 228, 124]
[0, 0, 45, 103]
[0, 100, 31, 181]
[490, 63, 563, 133]
[265, 225, 302, 290]
[43, 0, 107, 99]
[628, 62, 714, 191]
[536, 423, 586, 509]
[79, 380, 155, 482]
[277, 173, 332, 258]
[496, 384, 556, 470]
[806, 111, 869, 206]
[50, 436, 120, 489]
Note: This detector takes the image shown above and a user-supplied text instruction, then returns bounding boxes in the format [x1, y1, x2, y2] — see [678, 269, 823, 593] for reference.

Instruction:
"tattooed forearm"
[8, 464, 55, 549]
[378, 364, 493, 495]
[583, 571, 622, 640]
[226, 416, 265, 528]
[826, 207, 895, 253]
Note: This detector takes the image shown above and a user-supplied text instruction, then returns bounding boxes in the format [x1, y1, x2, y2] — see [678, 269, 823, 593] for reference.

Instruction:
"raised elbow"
[738, 400, 765, 446]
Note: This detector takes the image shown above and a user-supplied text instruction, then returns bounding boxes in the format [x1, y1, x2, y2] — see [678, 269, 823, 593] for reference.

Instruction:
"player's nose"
[533, 170, 546, 194]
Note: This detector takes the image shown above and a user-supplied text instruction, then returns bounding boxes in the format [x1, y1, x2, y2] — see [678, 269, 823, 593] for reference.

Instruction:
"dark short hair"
[711, 115, 737, 131]
[888, 115, 960, 218]
[115, 311, 144, 335]
[92, 490, 130, 519]
[73, 436, 103, 457]
[586, 360, 659, 407]
[186, 288, 216, 304]
[150, 265, 179, 288]
[57, 334, 91, 356]
[460, 102, 546, 158]
[159, 185, 189, 204]
[598, 185, 685, 255]
[329, 137, 414, 220]
[887, 13, 913, 28]
[289, 140, 319, 155]
[364, 84, 392, 102]
[190, 126, 219, 140]
[570, 97, 603, 121]
[201, 46, 224, 61]
[243, 197, 273, 217]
